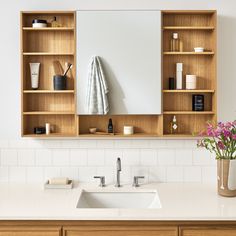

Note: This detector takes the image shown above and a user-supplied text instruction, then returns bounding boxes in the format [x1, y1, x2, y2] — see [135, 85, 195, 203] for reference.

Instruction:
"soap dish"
[44, 180, 73, 189]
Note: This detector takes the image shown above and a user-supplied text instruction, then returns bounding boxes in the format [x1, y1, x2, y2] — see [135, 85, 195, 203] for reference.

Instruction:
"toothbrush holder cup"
[53, 75, 67, 90]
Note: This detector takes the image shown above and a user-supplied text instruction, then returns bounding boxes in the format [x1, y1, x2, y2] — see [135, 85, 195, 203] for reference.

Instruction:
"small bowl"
[194, 47, 204, 53]
[89, 128, 97, 134]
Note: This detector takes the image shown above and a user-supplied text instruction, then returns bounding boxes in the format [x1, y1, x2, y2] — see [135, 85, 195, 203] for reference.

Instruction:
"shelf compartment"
[23, 30, 74, 54]
[23, 93, 75, 113]
[163, 29, 214, 53]
[163, 90, 215, 93]
[23, 90, 74, 93]
[23, 55, 75, 90]
[22, 12, 75, 28]
[22, 114, 76, 136]
[163, 26, 214, 30]
[23, 27, 74, 31]
[78, 115, 163, 136]
[163, 114, 215, 136]
[163, 56, 215, 90]
[162, 11, 216, 28]
[163, 92, 213, 112]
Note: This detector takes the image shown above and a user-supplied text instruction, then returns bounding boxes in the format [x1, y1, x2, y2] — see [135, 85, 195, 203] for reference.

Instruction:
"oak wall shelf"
[21, 10, 217, 138]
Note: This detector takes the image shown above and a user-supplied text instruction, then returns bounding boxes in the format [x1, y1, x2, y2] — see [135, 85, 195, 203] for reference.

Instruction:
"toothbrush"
[63, 63, 73, 76]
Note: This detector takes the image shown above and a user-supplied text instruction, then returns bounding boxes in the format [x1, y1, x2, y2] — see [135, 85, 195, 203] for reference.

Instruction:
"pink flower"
[217, 141, 225, 150]
[232, 134, 236, 140]
[222, 129, 231, 138]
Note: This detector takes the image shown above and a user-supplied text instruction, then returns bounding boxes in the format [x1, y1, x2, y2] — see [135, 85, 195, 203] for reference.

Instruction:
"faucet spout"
[115, 157, 121, 187]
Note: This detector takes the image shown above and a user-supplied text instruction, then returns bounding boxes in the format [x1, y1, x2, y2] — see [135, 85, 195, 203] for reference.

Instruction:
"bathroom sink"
[77, 190, 161, 209]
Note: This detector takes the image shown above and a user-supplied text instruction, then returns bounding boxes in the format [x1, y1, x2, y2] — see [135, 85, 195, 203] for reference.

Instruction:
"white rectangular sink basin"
[77, 190, 161, 209]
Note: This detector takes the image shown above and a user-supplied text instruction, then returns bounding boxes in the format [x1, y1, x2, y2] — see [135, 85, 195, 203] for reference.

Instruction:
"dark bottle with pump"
[108, 118, 113, 133]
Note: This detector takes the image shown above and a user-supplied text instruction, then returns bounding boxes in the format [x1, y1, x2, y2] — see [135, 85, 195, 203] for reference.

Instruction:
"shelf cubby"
[78, 115, 163, 137]
[162, 10, 217, 137]
[21, 11, 77, 137]
[23, 114, 76, 137]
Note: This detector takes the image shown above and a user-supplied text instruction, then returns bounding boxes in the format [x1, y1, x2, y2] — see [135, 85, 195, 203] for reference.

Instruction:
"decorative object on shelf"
[186, 74, 197, 89]
[34, 126, 46, 134]
[45, 177, 72, 189]
[176, 63, 183, 89]
[170, 33, 183, 52]
[53, 75, 67, 90]
[198, 121, 236, 197]
[50, 16, 62, 27]
[32, 19, 47, 28]
[170, 115, 178, 134]
[45, 123, 50, 135]
[124, 126, 134, 135]
[63, 62, 73, 76]
[29, 63, 40, 89]
[108, 118, 113, 133]
[192, 94, 204, 111]
[168, 77, 175, 90]
[194, 47, 204, 52]
[89, 127, 97, 134]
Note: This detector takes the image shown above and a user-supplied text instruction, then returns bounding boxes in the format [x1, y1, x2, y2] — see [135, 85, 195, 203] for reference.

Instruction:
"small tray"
[44, 180, 73, 189]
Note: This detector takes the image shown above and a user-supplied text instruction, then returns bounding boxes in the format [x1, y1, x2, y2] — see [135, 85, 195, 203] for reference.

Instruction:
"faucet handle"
[132, 176, 145, 187]
[94, 176, 106, 187]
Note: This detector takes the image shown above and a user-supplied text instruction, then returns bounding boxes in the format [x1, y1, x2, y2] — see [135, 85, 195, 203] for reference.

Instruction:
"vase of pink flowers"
[198, 121, 236, 197]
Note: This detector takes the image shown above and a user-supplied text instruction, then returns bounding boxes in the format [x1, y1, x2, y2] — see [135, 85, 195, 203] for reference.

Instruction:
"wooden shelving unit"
[162, 10, 217, 136]
[21, 10, 217, 138]
[21, 11, 77, 137]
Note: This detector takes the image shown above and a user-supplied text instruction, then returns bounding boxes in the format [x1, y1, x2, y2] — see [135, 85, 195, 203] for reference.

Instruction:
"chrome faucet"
[115, 157, 122, 187]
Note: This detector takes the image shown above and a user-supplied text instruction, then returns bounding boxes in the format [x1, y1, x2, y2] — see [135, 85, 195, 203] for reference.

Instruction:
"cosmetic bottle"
[169, 77, 175, 90]
[176, 63, 183, 90]
[51, 17, 61, 27]
[108, 119, 113, 133]
[170, 115, 178, 134]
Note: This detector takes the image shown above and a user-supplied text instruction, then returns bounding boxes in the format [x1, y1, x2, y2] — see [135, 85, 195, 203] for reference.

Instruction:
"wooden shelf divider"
[23, 90, 74, 94]
[163, 26, 214, 30]
[23, 27, 74, 31]
[163, 89, 215, 93]
[163, 52, 214, 55]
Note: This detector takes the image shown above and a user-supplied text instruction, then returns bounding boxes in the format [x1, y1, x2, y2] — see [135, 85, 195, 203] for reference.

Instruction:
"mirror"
[76, 10, 162, 115]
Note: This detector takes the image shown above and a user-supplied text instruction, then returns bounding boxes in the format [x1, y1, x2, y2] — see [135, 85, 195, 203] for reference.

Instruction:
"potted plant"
[198, 121, 236, 197]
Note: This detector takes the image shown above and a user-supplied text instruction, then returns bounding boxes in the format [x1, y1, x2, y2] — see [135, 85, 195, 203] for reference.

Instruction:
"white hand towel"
[87, 56, 109, 114]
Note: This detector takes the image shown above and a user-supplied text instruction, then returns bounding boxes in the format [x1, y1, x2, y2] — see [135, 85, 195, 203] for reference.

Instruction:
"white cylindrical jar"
[123, 126, 134, 135]
[186, 75, 197, 90]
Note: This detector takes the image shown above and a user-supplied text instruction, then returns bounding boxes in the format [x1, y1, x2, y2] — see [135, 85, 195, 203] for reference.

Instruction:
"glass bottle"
[170, 33, 182, 52]
[170, 115, 178, 134]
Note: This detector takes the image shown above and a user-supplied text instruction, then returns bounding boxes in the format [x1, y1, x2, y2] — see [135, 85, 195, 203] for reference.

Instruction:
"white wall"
[0, 0, 236, 138]
[0, 0, 235, 183]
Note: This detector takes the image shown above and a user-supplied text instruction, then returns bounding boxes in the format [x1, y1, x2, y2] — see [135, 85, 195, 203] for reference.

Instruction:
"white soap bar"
[49, 177, 69, 185]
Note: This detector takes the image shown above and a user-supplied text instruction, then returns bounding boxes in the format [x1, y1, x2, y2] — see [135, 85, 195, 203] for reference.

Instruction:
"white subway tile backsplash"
[140, 149, 158, 166]
[158, 149, 175, 166]
[88, 149, 105, 166]
[104, 149, 123, 166]
[202, 166, 217, 184]
[184, 166, 201, 182]
[44, 167, 61, 179]
[96, 166, 114, 184]
[61, 167, 79, 180]
[78, 166, 97, 182]
[52, 149, 70, 166]
[97, 140, 114, 148]
[70, 149, 87, 166]
[1, 149, 18, 166]
[166, 167, 184, 182]
[35, 149, 52, 166]
[149, 167, 166, 183]
[0, 139, 219, 184]
[123, 149, 140, 166]
[175, 149, 193, 166]
[18, 149, 35, 166]
[9, 167, 26, 183]
[26, 167, 44, 183]
[193, 149, 215, 166]
[0, 167, 8, 182]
